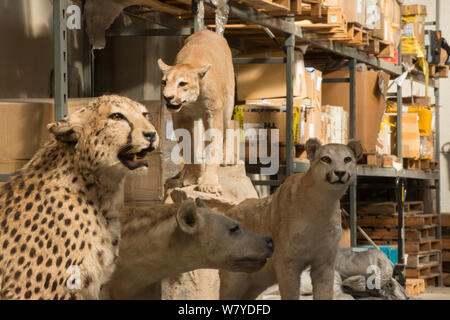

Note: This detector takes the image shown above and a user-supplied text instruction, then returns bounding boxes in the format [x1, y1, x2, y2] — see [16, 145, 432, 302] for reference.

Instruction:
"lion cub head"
[157, 58, 211, 113]
[305, 138, 363, 190]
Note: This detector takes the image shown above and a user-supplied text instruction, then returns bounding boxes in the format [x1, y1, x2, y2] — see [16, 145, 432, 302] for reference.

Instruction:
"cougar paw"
[195, 184, 223, 195]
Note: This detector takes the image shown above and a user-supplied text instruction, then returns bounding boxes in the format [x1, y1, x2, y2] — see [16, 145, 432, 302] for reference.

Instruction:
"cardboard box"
[389, 113, 421, 159]
[366, 0, 381, 30]
[343, 0, 365, 25]
[322, 70, 390, 153]
[0, 98, 94, 160]
[235, 51, 307, 100]
[321, 105, 348, 145]
[305, 68, 322, 110]
[124, 100, 175, 204]
[377, 114, 393, 155]
[402, 5, 427, 16]
[0, 160, 28, 174]
[323, 0, 343, 7]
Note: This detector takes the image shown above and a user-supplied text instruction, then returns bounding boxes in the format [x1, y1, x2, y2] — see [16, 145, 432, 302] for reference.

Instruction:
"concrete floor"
[412, 287, 450, 300]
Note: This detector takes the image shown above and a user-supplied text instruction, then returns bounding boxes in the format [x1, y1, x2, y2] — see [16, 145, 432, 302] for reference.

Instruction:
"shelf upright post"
[435, 0, 443, 286]
[285, 15, 295, 178]
[349, 58, 357, 247]
[82, 0, 94, 97]
[53, 0, 68, 121]
[192, 0, 204, 32]
[396, 10, 405, 270]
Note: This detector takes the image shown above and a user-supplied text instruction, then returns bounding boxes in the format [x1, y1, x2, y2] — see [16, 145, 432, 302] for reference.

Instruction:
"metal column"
[192, 0, 204, 32]
[396, 22, 405, 269]
[435, 0, 443, 286]
[349, 58, 357, 247]
[82, 0, 94, 97]
[285, 16, 295, 178]
[53, 0, 68, 120]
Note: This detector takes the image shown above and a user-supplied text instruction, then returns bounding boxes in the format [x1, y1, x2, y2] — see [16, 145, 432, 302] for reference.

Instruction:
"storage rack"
[1, 0, 439, 284]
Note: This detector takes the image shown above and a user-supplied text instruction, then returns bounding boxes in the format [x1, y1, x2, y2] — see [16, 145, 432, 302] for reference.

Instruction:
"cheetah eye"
[229, 225, 240, 234]
[179, 81, 188, 87]
[321, 156, 332, 164]
[161, 79, 166, 86]
[344, 157, 353, 164]
[109, 113, 126, 121]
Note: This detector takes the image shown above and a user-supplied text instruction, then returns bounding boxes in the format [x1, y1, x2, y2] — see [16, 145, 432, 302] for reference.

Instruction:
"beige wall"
[0, 0, 84, 98]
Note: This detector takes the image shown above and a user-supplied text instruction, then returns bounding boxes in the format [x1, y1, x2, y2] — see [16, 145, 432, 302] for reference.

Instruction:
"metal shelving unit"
[49, 0, 441, 284]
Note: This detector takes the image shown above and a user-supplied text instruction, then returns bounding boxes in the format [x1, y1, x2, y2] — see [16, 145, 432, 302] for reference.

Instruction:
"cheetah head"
[47, 95, 160, 178]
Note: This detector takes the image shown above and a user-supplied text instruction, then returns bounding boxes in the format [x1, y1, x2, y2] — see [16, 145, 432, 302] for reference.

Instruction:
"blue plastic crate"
[359, 245, 398, 265]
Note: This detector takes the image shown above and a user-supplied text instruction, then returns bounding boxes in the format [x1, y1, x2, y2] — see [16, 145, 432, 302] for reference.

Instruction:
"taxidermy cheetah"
[0, 95, 159, 299]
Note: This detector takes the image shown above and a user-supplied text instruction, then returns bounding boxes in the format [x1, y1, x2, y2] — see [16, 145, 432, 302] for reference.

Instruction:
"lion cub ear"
[196, 64, 211, 78]
[176, 199, 201, 235]
[347, 140, 363, 161]
[305, 138, 322, 161]
[157, 58, 171, 73]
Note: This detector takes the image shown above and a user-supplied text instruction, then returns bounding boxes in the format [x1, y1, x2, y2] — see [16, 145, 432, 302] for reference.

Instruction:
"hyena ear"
[195, 198, 207, 208]
[196, 64, 211, 78]
[157, 58, 171, 73]
[305, 138, 322, 161]
[176, 199, 201, 235]
[347, 139, 364, 161]
[47, 108, 86, 143]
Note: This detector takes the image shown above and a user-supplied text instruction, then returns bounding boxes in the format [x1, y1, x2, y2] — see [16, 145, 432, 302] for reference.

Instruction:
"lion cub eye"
[161, 80, 166, 86]
[344, 157, 353, 164]
[109, 113, 126, 121]
[321, 156, 332, 164]
[179, 81, 188, 87]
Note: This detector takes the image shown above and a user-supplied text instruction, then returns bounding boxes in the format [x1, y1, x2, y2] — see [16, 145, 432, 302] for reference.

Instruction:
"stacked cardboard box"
[374, 0, 402, 45]
[402, 5, 427, 58]
[322, 70, 390, 154]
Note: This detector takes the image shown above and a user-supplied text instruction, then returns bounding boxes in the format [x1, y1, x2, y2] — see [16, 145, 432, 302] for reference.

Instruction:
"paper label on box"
[316, 76, 322, 91]
[330, 14, 337, 23]
[403, 23, 414, 37]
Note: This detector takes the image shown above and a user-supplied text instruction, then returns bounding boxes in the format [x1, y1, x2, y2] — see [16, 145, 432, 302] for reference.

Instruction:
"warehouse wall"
[0, 0, 84, 98]
[402, 0, 450, 212]
[94, 18, 184, 101]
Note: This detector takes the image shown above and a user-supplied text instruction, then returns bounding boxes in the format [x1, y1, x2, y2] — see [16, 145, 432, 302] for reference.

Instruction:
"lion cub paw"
[195, 184, 223, 195]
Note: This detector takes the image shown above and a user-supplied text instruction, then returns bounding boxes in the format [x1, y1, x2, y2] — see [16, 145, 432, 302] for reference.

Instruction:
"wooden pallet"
[430, 64, 449, 78]
[358, 226, 437, 242]
[358, 154, 400, 168]
[444, 273, 450, 286]
[405, 262, 440, 278]
[442, 250, 450, 262]
[407, 250, 440, 268]
[357, 239, 441, 253]
[357, 201, 424, 216]
[358, 214, 438, 228]
[406, 278, 426, 296]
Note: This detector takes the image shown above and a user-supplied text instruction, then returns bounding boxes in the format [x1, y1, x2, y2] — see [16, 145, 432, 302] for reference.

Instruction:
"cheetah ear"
[305, 138, 322, 161]
[157, 58, 171, 74]
[176, 198, 201, 235]
[47, 108, 85, 143]
[347, 139, 363, 161]
[196, 64, 211, 79]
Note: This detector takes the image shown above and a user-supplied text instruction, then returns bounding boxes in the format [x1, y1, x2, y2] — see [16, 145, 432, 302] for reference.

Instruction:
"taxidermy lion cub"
[158, 29, 235, 194]
[220, 138, 363, 300]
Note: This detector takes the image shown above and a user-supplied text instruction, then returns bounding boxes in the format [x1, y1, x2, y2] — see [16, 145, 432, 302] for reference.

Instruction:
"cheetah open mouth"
[118, 147, 153, 170]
